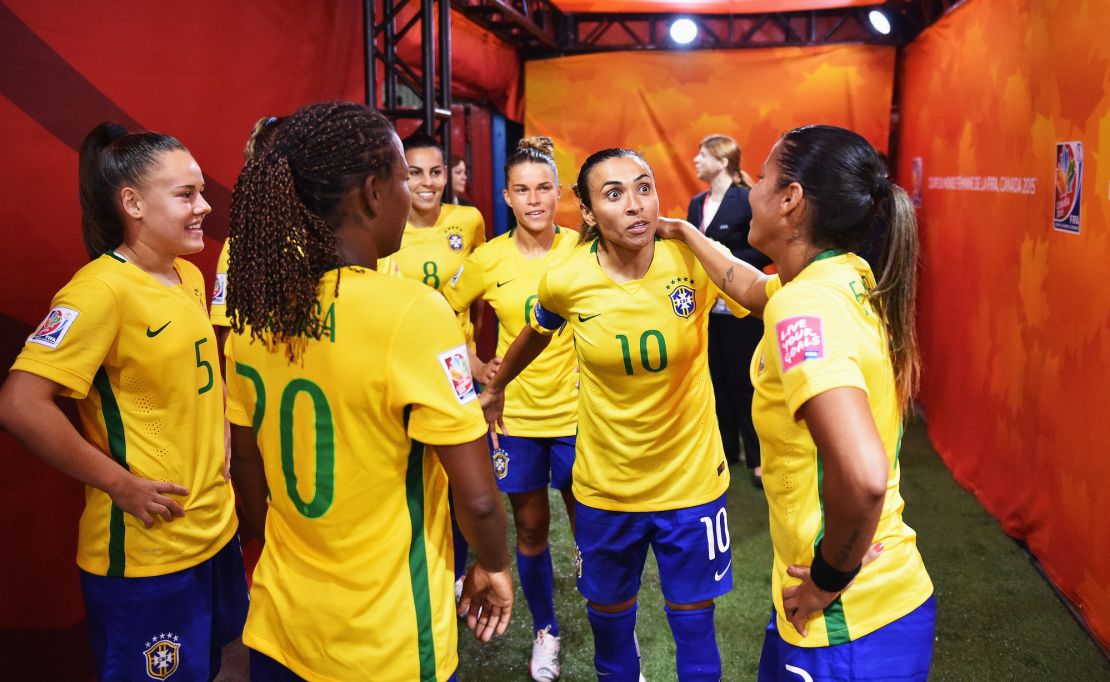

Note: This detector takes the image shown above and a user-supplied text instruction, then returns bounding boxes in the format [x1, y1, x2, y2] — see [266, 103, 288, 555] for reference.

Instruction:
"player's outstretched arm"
[781, 387, 888, 636]
[655, 217, 770, 315]
[229, 424, 269, 542]
[479, 325, 551, 447]
[0, 370, 189, 528]
[436, 437, 514, 640]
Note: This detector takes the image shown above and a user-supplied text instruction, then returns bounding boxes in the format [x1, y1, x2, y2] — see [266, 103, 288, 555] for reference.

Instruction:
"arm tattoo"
[723, 266, 735, 289]
[836, 528, 860, 566]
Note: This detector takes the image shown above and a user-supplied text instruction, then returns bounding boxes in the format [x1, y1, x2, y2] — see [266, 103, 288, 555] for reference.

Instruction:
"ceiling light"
[670, 18, 698, 45]
[868, 10, 892, 35]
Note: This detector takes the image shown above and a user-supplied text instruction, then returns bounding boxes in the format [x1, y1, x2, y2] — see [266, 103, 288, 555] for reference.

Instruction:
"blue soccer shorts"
[575, 493, 733, 605]
[80, 535, 249, 682]
[758, 594, 936, 681]
[250, 649, 458, 681]
[489, 433, 575, 493]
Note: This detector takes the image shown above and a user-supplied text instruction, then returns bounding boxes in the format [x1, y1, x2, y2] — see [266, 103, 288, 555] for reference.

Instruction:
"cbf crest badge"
[665, 277, 696, 318]
[143, 633, 181, 680]
[491, 447, 510, 479]
[445, 226, 465, 252]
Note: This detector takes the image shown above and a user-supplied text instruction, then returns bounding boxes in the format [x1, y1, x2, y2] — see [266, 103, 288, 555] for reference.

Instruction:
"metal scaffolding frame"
[364, 0, 455, 195]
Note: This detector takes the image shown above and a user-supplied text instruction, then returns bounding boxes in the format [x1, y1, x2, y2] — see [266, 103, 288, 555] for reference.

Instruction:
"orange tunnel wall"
[897, 0, 1110, 649]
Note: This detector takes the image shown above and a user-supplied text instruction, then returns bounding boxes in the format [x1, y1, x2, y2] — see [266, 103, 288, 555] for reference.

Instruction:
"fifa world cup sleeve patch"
[437, 344, 478, 405]
[28, 307, 80, 349]
[211, 273, 227, 305]
[775, 315, 824, 372]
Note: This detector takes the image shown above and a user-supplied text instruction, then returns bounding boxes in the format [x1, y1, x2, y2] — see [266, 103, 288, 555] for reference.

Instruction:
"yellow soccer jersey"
[444, 228, 578, 437]
[11, 253, 237, 577]
[529, 238, 747, 512]
[752, 251, 933, 647]
[210, 239, 231, 327]
[225, 267, 487, 682]
[392, 203, 486, 294]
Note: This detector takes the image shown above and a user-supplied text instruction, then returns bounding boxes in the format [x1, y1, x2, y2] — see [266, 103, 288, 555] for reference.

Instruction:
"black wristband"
[809, 540, 861, 593]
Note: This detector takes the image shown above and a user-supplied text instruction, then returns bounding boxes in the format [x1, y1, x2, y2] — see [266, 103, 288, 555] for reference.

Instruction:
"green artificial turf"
[456, 418, 1110, 680]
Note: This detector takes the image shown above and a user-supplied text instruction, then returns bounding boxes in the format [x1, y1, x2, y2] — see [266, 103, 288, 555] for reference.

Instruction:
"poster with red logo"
[1053, 141, 1083, 233]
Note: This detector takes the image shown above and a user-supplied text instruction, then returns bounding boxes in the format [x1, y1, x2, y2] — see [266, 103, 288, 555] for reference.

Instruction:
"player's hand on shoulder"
[457, 564, 514, 642]
[106, 470, 189, 528]
[655, 216, 696, 241]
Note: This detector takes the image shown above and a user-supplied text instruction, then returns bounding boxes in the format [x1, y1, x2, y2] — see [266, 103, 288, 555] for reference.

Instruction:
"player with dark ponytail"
[659, 124, 933, 680]
[224, 101, 513, 681]
[0, 123, 246, 680]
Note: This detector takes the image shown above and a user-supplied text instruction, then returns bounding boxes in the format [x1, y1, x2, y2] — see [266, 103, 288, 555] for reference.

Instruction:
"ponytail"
[228, 101, 400, 362]
[78, 123, 187, 260]
[870, 184, 920, 411]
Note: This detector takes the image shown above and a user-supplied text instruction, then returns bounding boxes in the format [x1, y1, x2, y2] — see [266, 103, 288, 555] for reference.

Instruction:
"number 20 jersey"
[225, 267, 486, 681]
[531, 238, 748, 513]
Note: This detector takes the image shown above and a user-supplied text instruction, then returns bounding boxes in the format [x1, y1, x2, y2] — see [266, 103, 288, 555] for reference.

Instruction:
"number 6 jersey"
[224, 266, 487, 681]
[529, 237, 748, 513]
[11, 252, 236, 577]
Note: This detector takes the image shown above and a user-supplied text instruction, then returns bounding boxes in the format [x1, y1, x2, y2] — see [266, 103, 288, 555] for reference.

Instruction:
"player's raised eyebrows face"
[584, 155, 659, 249]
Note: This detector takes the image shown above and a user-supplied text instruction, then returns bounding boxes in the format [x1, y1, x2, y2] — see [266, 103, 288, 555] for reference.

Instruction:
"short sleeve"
[469, 212, 487, 251]
[11, 277, 119, 399]
[209, 240, 231, 327]
[528, 270, 565, 336]
[389, 291, 488, 446]
[223, 334, 253, 428]
[703, 239, 750, 318]
[443, 250, 487, 314]
[763, 284, 867, 417]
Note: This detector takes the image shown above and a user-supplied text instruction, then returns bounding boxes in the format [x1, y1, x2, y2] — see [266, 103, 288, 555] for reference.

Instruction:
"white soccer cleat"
[529, 625, 561, 681]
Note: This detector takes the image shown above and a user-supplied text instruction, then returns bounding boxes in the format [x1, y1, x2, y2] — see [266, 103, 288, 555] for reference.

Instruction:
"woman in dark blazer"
[688, 134, 771, 484]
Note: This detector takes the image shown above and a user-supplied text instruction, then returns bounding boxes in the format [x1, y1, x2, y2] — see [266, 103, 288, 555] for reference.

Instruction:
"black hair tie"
[871, 175, 892, 200]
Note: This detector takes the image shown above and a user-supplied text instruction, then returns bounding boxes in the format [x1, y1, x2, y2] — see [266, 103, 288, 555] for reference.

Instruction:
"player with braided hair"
[224, 101, 513, 681]
[445, 136, 577, 681]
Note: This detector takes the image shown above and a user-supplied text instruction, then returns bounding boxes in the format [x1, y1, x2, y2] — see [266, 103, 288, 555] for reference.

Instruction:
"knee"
[665, 599, 714, 611]
[589, 597, 638, 614]
[514, 520, 549, 554]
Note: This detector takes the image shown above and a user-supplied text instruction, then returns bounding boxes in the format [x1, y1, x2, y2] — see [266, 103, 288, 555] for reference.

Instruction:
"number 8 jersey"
[530, 237, 748, 513]
[225, 267, 487, 681]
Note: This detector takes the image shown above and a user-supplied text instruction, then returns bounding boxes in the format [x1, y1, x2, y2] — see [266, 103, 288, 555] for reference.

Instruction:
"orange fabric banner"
[524, 45, 895, 229]
[898, 0, 1110, 649]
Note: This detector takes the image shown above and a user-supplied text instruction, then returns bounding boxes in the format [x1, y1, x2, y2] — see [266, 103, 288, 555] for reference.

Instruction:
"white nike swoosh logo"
[714, 559, 732, 581]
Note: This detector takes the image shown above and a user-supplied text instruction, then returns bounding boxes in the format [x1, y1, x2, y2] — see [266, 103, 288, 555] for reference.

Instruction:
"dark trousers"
[707, 313, 763, 468]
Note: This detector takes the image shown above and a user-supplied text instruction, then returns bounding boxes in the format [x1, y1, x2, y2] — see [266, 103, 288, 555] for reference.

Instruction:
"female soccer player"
[659, 125, 934, 680]
[224, 101, 513, 681]
[0, 123, 246, 680]
[482, 148, 748, 681]
[393, 134, 485, 297]
[445, 136, 577, 682]
[688, 134, 770, 484]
